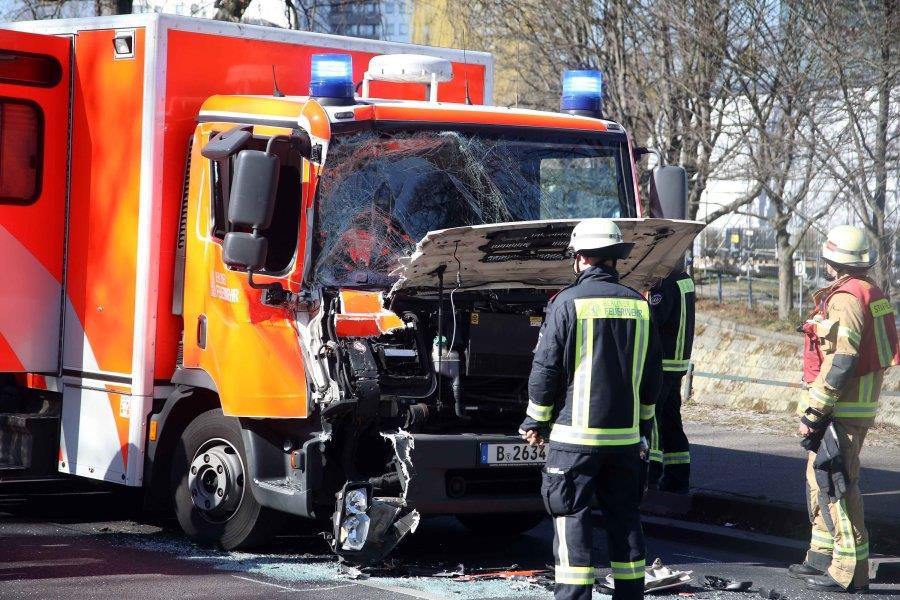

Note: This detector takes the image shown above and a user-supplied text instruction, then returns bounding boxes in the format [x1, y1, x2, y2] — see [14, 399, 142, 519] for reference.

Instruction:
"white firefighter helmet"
[822, 225, 873, 269]
[568, 218, 634, 259]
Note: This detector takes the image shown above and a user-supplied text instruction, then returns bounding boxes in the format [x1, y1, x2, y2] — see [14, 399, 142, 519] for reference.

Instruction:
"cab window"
[210, 137, 302, 274]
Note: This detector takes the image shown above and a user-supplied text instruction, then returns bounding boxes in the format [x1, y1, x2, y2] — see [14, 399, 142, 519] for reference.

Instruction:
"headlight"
[345, 488, 369, 515]
[340, 514, 371, 551]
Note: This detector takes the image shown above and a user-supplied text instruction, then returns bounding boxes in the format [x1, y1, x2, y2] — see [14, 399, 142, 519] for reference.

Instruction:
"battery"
[466, 312, 542, 378]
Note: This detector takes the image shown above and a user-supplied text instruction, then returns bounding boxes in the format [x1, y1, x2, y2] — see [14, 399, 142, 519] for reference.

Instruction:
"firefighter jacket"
[798, 275, 899, 428]
[520, 265, 663, 453]
[648, 271, 695, 378]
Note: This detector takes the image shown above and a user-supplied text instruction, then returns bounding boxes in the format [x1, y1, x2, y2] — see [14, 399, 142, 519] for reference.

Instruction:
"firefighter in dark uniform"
[519, 219, 663, 600]
[646, 268, 695, 493]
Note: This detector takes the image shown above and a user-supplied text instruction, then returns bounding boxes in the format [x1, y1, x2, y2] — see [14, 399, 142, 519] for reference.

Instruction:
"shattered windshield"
[313, 128, 634, 288]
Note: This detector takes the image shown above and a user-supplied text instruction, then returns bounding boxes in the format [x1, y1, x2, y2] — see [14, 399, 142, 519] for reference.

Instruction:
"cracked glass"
[313, 129, 634, 288]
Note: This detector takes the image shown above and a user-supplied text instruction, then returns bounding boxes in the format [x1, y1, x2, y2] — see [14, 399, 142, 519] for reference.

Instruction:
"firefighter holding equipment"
[520, 219, 663, 600]
[646, 269, 695, 493]
[789, 225, 899, 594]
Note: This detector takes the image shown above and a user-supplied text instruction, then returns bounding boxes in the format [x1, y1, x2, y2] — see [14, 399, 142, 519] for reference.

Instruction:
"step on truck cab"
[0, 14, 703, 561]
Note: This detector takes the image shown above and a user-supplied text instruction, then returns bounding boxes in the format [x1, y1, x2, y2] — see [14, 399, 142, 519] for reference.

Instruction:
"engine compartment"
[320, 287, 553, 436]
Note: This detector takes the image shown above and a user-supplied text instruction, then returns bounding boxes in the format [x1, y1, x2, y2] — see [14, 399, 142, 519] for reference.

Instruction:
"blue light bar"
[310, 53, 354, 99]
[560, 69, 603, 113]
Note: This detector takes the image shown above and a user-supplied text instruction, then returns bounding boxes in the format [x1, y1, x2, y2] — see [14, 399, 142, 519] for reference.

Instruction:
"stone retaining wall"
[689, 314, 900, 427]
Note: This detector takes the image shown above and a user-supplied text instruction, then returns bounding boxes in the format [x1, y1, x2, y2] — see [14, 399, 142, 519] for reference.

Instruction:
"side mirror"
[229, 149, 279, 229]
[223, 233, 268, 271]
[221, 149, 280, 271]
[651, 165, 688, 220]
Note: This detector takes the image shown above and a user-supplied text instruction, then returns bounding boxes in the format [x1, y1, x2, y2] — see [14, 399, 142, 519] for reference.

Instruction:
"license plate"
[479, 442, 546, 466]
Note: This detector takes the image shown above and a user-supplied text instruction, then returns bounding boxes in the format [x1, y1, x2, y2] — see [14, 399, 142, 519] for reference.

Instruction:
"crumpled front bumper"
[397, 432, 544, 515]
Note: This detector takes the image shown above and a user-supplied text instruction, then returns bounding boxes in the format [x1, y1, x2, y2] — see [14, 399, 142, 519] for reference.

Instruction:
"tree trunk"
[777, 229, 794, 320]
[214, 0, 252, 22]
[871, 0, 895, 297]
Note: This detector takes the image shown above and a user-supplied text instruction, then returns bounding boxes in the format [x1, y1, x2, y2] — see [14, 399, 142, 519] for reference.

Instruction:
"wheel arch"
[144, 384, 220, 510]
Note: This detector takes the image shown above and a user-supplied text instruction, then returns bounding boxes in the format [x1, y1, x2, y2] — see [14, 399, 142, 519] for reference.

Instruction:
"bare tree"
[455, 0, 749, 220]
[214, 0, 253, 22]
[798, 0, 899, 296]
[284, 0, 332, 31]
[721, 0, 840, 318]
[3, 0, 76, 20]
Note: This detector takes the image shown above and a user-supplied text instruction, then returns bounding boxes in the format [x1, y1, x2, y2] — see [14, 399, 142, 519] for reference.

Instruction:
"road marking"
[280, 584, 356, 593]
[232, 575, 355, 594]
[355, 580, 449, 600]
[673, 552, 721, 563]
[231, 575, 304, 591]
[0, 558, 102, 570]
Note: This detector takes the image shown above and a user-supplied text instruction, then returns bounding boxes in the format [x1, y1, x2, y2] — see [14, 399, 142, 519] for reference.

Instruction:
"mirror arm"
[635, 146, 664, 168]
[266, 132, 313, 160]
[248, 270, 291, 306]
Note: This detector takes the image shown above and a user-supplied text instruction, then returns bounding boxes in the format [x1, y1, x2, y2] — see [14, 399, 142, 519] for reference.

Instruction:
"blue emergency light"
[310, 54, 354, 100]
[560, 69, 603, 116]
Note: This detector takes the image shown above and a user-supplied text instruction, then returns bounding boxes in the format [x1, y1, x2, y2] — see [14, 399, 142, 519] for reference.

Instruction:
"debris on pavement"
[703, 575, 753, 591]
[598, 558, 692, 594]
[757, 588, 789, 599]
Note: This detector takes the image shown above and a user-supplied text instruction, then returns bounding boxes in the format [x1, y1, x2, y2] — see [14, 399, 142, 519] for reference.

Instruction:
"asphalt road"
[0, 488, 897, 599]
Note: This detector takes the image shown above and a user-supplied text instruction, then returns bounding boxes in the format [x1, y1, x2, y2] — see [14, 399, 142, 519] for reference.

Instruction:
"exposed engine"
[302, 286, 552, 563]
[319, 287, 552, 435]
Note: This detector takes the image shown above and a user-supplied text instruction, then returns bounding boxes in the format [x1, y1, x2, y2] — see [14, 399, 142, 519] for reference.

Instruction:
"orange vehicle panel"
[0, 29, 70, 373]
[63, 28, 145, 377]
[153, 32, 486, 385]
[179, 130, 308, 418]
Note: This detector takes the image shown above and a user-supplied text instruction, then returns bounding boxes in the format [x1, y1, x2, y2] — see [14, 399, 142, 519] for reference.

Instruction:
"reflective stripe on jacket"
[799, 276, 898, 426]
[523, 265, 663, 453]
[649, 271, 695, 376]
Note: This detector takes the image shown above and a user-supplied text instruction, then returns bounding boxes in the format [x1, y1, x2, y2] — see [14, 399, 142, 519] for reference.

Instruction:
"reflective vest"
[547, 296, 652, 450]
[650, 272, 695, 375]
[822, 277, 900, 376]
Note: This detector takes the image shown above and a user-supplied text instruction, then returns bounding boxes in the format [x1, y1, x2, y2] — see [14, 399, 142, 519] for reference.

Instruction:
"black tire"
[456, 512, 546, 536]
[171, 408, 284, 550]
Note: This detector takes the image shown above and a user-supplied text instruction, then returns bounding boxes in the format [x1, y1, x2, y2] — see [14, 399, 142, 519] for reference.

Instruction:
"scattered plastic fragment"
[758, 588, 789, 599]
[453, 569, 548, 582]
[598, 558, 692, 594]
[704, 575, 753, 591]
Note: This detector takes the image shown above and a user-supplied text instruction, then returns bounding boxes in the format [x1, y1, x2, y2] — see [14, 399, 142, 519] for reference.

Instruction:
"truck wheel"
[171, 408, 283, 550]
[456, 512, 545, 536]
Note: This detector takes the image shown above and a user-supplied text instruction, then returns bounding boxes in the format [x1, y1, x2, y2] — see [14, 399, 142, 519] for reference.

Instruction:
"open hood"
[389, 218, 705, 295]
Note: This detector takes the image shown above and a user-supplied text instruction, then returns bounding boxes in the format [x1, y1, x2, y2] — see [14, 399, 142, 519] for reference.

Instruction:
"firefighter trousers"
[542, 446, 645, 600]
[805, 422, 869, 589]
[649, 376, 690, 491]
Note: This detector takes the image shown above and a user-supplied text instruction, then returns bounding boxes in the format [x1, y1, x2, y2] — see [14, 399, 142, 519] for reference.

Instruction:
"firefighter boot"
[788, 549, 830, 579]
[806, 573, 869, 594]
[788, 562, 824, 579]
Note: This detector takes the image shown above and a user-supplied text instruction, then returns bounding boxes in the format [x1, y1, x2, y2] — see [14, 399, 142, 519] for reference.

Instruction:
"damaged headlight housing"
[345, 488, 369, 515]
[340, 514, 371, 551]
[335, 483, 373, 552]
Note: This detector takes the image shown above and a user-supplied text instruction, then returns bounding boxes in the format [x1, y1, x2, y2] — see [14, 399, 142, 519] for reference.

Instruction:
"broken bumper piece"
[331, 482, 420, 567]
[597, 558, 692, 594]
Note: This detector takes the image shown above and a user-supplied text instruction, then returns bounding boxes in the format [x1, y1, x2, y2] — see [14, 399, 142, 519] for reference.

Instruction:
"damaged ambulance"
[0, 15, 703, 564]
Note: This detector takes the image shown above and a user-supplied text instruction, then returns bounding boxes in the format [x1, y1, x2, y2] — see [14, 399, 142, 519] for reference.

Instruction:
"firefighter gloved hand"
[800, 407, 829, 433]
[518, 419, 549, 446]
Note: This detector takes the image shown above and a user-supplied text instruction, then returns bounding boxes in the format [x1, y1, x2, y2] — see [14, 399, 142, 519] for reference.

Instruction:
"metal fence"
[693, 269, 819, 313]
